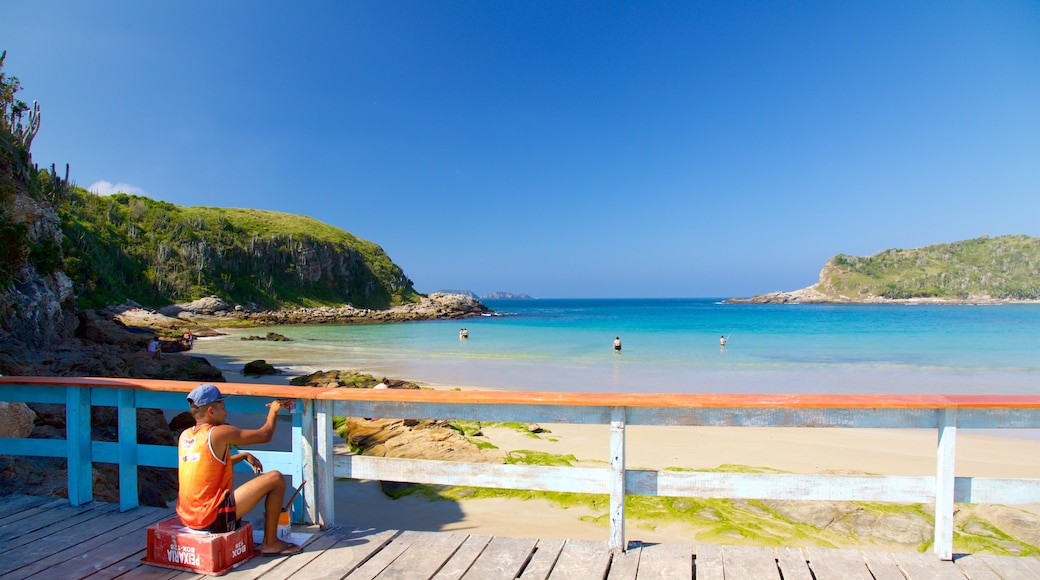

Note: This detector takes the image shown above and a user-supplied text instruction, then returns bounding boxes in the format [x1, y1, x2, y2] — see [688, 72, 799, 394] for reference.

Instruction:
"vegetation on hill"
[817, 235, 1040, 301]
[1, 51, 71, 289]
[58, 188, 420, 310]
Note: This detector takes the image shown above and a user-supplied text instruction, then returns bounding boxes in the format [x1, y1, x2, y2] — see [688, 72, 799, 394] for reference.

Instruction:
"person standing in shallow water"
[614, 336, 622, 352]
[720, 335, 727, 347]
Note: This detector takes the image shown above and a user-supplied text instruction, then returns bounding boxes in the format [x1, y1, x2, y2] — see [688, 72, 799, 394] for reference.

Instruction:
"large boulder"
[0, 402, 36, 438]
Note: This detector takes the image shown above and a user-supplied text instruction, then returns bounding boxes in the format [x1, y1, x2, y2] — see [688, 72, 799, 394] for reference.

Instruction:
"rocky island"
[727, 235, 1040, 305]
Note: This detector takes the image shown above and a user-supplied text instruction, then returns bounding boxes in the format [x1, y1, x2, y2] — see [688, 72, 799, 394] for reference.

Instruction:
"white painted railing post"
[300, 398, 317, 525]
[117, 388, 139, 511]
[934, 408, 957, 560]
[66, 386, 92, 505]
[609, 406, 627, 551]
[315, 399, 336, 528]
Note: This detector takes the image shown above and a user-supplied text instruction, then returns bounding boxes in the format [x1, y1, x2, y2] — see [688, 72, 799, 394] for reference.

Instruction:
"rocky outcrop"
[243, 359, 280, 376]
[342, 418, 499, 464]
[0, 402, 36, 438]
[290, 370, 422, 389]
[151, 292, 491, 326]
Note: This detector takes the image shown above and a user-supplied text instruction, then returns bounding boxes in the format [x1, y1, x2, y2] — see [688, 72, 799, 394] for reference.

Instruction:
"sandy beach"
[223, 371, 1040, 550]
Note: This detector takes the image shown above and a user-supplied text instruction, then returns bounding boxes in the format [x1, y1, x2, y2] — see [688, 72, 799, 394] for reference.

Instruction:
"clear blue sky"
[5, 1, 1039, 298]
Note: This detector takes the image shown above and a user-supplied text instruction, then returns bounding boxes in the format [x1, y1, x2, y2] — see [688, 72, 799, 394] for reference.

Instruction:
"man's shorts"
[195, 491, 240, 533]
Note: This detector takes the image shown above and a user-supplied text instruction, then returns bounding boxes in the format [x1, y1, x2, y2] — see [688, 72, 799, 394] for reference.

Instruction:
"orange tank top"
[176, 423, 233, 529]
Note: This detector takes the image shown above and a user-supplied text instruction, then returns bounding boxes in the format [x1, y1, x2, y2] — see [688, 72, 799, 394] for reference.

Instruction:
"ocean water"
[190, 298, 1040, 395]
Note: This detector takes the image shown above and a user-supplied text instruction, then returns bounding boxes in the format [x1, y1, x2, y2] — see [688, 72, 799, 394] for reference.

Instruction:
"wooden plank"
[774, 547, 812, 580]
[285, 527, 399, 580]
[635, 471, 934, 503]
[0, 497, 69, 528]
[721, 546, 779, 579]
[96, 553, 190, 580]
[891, 550, 967, 579]
[376, 531, 467, 579]
[858, 550, 906, 580]
[636, 542, 690, 580]
[0, 502, 118, 554]
[341, 529, 418, 580]
[430, 534, 492, 580]
[242, 526, 352, 580]
[0, 493, 53, 514]
[952, 554, 1001, 580]
[6, 376, 1040, 411]
[338, 456, 610, 495]
[547, 539, 610, 580]
[0, 498, 110, 544]
[609, 406, 626, 551]
[693, 544, 723, 580]
[4, 506, 171, 579]
[978, 554, 1040, 580]
[460, 536, 538, 580]
[804, 548, 874, 580]
[934, 410, 957, 560]
[605, 543, 640, 580]
[81, 547, 151, 579]
[516, 538, 564, 580]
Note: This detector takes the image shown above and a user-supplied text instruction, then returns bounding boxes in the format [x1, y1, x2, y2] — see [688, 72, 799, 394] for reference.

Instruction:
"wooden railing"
[2, 376, 1039, 560]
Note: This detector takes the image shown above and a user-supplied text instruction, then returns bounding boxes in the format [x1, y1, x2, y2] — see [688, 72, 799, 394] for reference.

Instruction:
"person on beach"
[614, 336, 622, 352]
[182, 331, 195, 349]
[720, 335, 727, 347]
[176, 384, 302, 557]
[147, 339, 162, 359]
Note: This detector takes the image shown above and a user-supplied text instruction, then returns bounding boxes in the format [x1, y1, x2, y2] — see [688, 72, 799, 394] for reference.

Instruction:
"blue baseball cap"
[187, 384, 227, 407]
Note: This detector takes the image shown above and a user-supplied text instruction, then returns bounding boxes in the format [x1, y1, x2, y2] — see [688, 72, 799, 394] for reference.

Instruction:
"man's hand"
[231, 451, 264, 473]
[244, 453, 263, 474]
[269, 399, 295, 413]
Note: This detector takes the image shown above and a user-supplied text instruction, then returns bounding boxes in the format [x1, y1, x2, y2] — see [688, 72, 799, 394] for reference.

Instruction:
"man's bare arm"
[211, 399, 292, 451]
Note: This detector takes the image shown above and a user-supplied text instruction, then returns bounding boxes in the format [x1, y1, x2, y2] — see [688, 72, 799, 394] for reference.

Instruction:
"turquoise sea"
[191, 298, 1040, 395]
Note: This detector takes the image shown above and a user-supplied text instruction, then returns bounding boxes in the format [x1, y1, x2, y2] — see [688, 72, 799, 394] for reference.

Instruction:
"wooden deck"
[2, 495, 1038, 579]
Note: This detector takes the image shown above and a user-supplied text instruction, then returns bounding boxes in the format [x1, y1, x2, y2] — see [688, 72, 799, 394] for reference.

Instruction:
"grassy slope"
[816, 235, 1040, 300]
[60, 189, 420, 309]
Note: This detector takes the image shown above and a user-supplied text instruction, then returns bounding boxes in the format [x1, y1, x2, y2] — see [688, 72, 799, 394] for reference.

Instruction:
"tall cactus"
[19, 100, 40, 149]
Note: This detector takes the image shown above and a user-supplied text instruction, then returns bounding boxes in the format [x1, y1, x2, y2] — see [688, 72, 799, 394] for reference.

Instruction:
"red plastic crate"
[141, 517, 257, 575]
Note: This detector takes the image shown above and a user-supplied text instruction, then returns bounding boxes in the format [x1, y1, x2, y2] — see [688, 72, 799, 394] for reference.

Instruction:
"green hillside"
[59, 188, 420, 310]
[816, 235, 1040, 301]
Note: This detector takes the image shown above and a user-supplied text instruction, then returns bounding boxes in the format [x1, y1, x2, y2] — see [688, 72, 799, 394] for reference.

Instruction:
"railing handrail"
[4, 376, 1040, 409]
[2, 376, 1039, 561]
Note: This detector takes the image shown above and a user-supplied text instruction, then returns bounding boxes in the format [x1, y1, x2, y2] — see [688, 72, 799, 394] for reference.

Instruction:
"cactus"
[17, 99, 40, 149]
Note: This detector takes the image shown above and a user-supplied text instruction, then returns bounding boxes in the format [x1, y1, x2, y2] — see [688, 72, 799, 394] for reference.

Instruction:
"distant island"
[481, 292, 534, 300]
[435, 290, 535, 300]
[728, 235, 1040, 304]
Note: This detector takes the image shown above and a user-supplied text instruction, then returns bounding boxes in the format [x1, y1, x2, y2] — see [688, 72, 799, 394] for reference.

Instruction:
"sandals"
[260, 542, 303, 557]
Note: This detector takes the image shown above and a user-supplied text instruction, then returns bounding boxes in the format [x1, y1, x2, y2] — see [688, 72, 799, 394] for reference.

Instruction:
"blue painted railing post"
[66, 387, 93, 505]
[315, 399, 335, 528]
[934, 408, 957, 560]
[117, 388, 139, 511]
[300, 398, 317, 525]
[290, 400, 305, 523]
[609, 405, 627, 551]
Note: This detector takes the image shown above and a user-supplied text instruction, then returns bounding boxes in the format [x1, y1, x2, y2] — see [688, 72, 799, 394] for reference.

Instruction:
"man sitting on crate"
[176, 384, 303, 557]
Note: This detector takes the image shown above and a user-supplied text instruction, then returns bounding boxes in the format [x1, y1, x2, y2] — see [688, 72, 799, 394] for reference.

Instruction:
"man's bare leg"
[232, 470, 299, 553]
